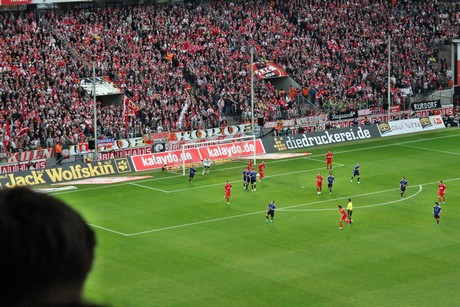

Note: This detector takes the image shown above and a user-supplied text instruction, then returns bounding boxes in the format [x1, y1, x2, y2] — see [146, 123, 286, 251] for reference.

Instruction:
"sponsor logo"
[115, 158, 131, 173]
[273, 137, 288, 151]
[131, 140, 265, 171]
[378, 123, 392, 134]
[265, 126, 379, 152]
[379, 116, 445, 137]
[0, 159, 133, 188]
[329, 110, 357, 121]
[420, 117, 432, 129]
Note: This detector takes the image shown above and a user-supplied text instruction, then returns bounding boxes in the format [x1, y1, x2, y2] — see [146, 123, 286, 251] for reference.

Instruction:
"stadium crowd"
[0, 0, 458, 153]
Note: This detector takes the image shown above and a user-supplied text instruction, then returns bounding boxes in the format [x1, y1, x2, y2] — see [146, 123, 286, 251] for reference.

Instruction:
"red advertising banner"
[130, 140, 266, 171]
[131, 148, 200, 171]
[0, 0, 32, 5]
[198, 140, 265, 160]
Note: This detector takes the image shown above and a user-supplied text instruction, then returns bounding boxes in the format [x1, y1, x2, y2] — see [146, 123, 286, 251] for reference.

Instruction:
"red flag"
[16, 127, 29, 139]
[3, 120, 11, 149]
[122, 95, 139, 130]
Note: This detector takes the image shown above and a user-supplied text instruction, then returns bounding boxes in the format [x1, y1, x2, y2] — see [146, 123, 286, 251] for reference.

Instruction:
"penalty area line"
[279, 185, 422, 212]
[89, 223, 130, 236]
[129, 182, 170, 193]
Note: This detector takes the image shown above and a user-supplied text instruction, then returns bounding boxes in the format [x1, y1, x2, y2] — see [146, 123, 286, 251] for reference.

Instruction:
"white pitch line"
[129, 182, 169, 193]
[280, 185, 423, 212]
[89, 224, 129, 236]
[304, 156, 345, 167]
[123, 184, 426, 236]
[396, 144, 460, 156]
[125, 211, 263, 236]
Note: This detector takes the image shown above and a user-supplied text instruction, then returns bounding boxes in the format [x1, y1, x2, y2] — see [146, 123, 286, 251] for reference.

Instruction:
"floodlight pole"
[250, 47, 256, 165]
[93, 63, 98, 159]
[387, 35, 391, 121]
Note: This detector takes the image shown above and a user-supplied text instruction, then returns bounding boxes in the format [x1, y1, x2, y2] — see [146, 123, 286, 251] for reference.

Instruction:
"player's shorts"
[204, 165, 210, 169]
[225, 192, 231, 198]
[267, 210, 274, 217]
[340, 215, 347, 221]
[316, 183, 322, 187]
[347, 210, 353, 217]
[438, 192, 445, 197]
[353, 171, 360, 176]
[189, 174, 195, 178]
[434, 214, 440, 219]
[328, 183, 333, 188]
[401, 187, 406, 192]
[251, 178, 256, 183]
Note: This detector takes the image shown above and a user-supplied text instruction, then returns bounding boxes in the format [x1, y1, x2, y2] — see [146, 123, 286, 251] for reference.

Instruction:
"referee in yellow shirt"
[347, 198, 353, 225]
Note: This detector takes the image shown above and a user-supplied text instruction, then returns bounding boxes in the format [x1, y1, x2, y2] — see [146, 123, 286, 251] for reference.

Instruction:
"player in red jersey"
[438, 180, 446, 204]
[325, 150, 334, 171]
[258, 161, 266, 181]
[224, 181, 233, 204]
[247, 160, 253, 171]
[338, 205, 350, 230]
[316, 172, 324, 195]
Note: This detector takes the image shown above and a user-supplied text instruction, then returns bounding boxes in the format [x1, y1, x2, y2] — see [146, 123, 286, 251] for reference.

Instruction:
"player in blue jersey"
[242, 169, 250, 190]
[266, 200, 276, 222]
[400, 177, 408, 197]
[188, 167, 197, 182]
[433, 202, 442, 225]
[250, 169, 258, 191]
[350, 163, 360, 184]
[327, 173, 335, 195]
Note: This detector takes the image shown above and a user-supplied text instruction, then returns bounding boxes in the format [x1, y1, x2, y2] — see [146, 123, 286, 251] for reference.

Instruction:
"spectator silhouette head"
[0, 187, 96, 306]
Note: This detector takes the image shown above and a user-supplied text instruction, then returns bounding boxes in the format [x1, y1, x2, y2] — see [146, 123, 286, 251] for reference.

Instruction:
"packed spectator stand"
[0, 0, 458, 157]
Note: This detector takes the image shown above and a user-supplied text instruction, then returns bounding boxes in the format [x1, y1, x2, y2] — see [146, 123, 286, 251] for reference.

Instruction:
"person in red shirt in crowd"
[224, 181, 232, 205]
[325, 150, 334, 171]
[338, 205, 350, 230]
[316, 172, 324, 195]
[438, 180, 447, 204]
[258, 161, 266, 181]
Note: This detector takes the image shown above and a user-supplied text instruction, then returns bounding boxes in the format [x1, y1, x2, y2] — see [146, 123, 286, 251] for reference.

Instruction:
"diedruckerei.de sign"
[262, 126, 381, 152]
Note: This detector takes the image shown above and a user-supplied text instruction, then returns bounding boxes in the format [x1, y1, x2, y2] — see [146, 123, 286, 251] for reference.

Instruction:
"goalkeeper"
[202, 157, 211, 175]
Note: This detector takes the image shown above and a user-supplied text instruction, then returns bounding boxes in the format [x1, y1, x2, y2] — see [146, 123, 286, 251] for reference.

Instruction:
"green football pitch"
[52, 128, 460, 307]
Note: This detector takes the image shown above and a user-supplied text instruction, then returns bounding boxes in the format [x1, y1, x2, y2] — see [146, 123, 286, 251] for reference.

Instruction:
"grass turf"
[52, 128, 460, 307]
